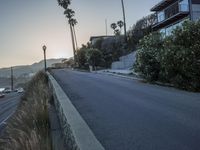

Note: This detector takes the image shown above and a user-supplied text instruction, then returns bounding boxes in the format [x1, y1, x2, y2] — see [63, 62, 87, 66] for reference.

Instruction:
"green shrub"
[86, 48, 104, 68]
[135, 21, 200, 91]
[134, 32, 164, 81]
[77, 48, 88, 69]
[161, 21, 200, 90]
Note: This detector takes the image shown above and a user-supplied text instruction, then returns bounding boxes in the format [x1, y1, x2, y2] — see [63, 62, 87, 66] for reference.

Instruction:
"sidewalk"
[96, 69, 143, 81]
[96, 69, 175, 88]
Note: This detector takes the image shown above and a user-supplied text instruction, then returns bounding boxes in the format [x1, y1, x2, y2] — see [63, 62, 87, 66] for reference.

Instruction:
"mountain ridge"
[0, 58, 64, 78]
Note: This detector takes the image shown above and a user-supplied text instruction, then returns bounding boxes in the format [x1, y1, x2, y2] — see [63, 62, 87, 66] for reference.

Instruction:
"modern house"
[90, 36, 115, 46]
[151, 0, 200, 35]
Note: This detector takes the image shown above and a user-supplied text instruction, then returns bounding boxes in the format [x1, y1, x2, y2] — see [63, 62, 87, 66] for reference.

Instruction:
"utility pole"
[105, 19, 108, 36]
[121, 0, 127, 42]
[43, 45, 47, 71]
[11, 67, 13, 91]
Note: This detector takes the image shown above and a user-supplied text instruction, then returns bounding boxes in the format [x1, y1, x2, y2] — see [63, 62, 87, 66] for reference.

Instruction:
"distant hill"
[0, 58, 64, 78]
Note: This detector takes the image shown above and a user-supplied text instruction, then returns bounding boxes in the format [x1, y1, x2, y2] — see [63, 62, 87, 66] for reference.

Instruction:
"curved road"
[0, 93, 21, 135]
[52, 69, 200, 150]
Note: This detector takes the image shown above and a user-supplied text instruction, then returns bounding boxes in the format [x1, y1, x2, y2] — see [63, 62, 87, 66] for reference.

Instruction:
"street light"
[43, 45, 47, 71]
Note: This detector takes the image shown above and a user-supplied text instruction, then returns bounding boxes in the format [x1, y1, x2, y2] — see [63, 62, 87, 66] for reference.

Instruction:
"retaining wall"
[111, 51, 136, 70]
[47, 72, 105, 150]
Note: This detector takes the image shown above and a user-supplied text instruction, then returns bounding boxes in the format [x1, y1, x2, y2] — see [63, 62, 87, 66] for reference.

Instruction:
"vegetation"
[127, 13, 156, 49]
[87, 49, 103, 69]
[76, 47, 103, 70]
[77, 14, 156, 69]
[57, 0, 78, 61]
[135, 21, 200, 91]
[76, 47, 88, 69]
[0, 71, 52, 150]
[134, 32, 163, 81]
[111, 21, 124, 35]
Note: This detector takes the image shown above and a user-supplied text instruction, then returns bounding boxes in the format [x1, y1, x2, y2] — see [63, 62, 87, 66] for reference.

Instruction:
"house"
[90, 36, 115, 46]
[151, 0, 200, 36]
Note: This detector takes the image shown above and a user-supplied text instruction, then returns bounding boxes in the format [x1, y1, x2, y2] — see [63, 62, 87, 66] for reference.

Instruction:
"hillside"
[0, 58, 64, 78]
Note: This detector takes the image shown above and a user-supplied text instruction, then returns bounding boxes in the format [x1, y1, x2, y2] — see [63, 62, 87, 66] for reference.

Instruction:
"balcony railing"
[156, 3, 189, 24]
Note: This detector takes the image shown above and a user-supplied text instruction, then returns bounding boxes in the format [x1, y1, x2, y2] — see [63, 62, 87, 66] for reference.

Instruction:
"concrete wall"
[111, 51, 136, 70]
[48, 73, 105, 150]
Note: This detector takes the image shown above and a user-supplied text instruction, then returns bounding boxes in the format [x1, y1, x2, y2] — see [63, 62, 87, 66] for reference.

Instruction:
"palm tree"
[114, 29, 120, 36]
[121, 0, 127, 42]
[57, 0, 71, 9]
[69, 18, 78, 50]
[117, 20, 124, 32]
[57, 1, 78, 63]
[64, 8, 75, 19]
[111, 23, 117, 35]
[64, 9, 76, 61]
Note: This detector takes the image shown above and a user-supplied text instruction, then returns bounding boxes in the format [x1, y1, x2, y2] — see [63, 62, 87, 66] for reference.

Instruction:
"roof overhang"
[151, 0, 179, 11]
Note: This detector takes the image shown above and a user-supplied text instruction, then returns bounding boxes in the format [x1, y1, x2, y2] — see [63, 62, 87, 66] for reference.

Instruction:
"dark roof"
[90, 35, 115, 41]
[151, 0, 179, 11]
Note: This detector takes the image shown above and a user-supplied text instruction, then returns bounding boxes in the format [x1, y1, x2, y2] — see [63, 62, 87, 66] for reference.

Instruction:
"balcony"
[151, 0, 178, 11]
[153, 3, 189, 30]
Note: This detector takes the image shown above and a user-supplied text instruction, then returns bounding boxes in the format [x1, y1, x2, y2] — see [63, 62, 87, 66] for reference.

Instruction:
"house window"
[179, 0, 189, 11]
[158, 11, 165, 22]
[165, 18, 187, 36]
[165, 2, 179, 19]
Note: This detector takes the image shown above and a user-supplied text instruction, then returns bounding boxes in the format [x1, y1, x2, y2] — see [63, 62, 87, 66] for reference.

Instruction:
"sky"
[0, 0, 160, 68]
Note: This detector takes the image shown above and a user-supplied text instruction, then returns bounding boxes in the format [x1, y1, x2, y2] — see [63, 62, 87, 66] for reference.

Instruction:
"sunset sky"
[0, 0, 160, 68]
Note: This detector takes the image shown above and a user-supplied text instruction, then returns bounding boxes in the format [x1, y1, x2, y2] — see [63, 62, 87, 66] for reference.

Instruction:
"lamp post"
[121, 0, 127, 42]
[43, 45, 47, 71]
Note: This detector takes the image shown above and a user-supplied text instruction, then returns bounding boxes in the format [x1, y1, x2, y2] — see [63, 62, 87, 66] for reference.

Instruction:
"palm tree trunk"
[72, 25, 78, 50]
[69, 23, 76, 63]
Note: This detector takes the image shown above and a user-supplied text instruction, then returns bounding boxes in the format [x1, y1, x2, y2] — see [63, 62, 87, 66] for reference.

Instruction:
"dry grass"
[0, 71, 52, 150]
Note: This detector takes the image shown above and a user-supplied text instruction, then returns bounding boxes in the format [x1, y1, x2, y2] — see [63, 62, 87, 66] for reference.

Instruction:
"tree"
[111, 23, 117, 34]
[69, 18, 78, 49]
[87, 49, 103, 69]
[135, 21, 200, 91]
[121, 0, 127, 42]
[57, 0, 71, 9]
[127, 13, 156, 48]
[64, 9, 77, 63]
[57, 1, 78, 64]
[117, 20, 124, 32]
[114, 29, 121, 36]
[77, 48, 88, 68]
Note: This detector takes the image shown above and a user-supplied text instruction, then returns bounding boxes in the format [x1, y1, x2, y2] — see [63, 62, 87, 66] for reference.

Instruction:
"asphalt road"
[0, 93, 21, 136]
[52, 69, 200, 150]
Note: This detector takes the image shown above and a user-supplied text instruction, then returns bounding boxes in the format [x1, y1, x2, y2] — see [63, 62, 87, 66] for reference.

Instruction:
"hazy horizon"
[0, 0, 160, 68]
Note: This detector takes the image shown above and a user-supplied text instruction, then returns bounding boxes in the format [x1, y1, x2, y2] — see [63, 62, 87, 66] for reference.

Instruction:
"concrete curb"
[47, 72, 105, 150]
[97, 71, 175, 88]
[96, 71, 143, 82]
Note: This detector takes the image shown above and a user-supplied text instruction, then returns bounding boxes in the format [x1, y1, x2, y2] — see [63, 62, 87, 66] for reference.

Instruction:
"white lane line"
[0, 111, 15, 126]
